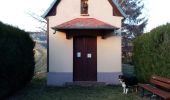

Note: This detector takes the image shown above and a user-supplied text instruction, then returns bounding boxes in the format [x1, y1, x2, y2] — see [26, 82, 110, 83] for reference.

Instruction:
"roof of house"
[42, 0, 127, 18]
[52, 18, 118, 30]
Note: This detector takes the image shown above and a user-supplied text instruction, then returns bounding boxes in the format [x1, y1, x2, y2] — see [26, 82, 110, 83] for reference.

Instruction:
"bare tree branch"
[27, 11, 47, 24]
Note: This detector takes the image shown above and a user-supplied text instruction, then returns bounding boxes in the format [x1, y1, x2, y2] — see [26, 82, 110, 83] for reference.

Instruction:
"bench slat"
[139, 84, 170, 99]
[152, 75, 170, 84]
[150, 79, 170, 90]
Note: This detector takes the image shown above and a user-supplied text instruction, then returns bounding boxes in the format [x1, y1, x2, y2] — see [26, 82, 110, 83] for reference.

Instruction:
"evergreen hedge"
[133, 23, 170, 83]
[0, 21, 35, 99]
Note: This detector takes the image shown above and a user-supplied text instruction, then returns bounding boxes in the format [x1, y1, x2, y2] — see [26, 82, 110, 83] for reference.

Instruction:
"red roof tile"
[53, 18, 117, 30]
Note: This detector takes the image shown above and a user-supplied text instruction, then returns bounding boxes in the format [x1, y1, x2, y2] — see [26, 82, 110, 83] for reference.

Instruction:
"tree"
[120, 0, 148, 38]
[0, 21, 35, 99]
[133, 23, 170, 82]
[119, 0, 148, 64]
[27, 11, 47, 33]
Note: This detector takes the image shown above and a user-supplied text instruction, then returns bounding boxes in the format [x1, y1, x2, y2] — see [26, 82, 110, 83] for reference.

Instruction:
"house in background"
[28, 32, 47, 41]
[28, 32, 47, 48]
[43, 0, 126, 86]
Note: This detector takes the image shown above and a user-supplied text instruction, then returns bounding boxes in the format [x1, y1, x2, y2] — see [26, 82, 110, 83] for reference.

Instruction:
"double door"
[73, 36, 97, 81]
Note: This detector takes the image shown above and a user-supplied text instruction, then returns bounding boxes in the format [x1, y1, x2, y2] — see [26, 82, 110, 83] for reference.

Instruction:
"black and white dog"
[118, 75, 138, 94]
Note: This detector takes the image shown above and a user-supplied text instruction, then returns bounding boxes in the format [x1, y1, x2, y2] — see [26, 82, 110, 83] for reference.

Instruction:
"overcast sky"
[0, 0, 170, 32]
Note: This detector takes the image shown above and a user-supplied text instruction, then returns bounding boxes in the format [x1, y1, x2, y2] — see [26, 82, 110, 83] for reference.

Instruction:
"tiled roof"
[52, 18, 117, 30]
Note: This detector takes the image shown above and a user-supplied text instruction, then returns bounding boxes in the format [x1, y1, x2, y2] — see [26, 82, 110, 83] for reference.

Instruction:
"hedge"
[0, 21, 35, 99]
[133, 23, 170, 83]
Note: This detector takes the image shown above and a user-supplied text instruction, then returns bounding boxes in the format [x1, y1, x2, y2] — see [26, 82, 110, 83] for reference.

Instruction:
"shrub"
[133, 23, 170, 83]
[0, 21, 35, 99]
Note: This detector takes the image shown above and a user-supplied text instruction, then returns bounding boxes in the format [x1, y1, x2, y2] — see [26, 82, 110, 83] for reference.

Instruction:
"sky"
[145, 0, 170, 32]
[0, 0, 170, 32]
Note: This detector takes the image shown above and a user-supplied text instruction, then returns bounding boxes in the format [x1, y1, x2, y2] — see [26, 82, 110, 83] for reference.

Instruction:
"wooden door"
[73, 36, 97, 81]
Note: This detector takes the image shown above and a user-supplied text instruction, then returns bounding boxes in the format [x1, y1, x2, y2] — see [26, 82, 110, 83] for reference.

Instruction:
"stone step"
[65, 81, 106, 87]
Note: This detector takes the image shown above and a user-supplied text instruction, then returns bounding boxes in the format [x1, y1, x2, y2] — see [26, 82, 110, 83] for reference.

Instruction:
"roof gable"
[42, 0, 126, 18]
[42, 0, 60, 18]
[111, 0, 126, 17]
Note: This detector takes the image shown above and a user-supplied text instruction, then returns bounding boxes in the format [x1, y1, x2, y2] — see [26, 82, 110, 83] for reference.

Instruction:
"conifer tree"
[120, 0, 148, 38]
[118, 0, 148, 63]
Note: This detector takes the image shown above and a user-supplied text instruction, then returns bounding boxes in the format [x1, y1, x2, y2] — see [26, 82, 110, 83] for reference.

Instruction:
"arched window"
[81, 0, 88, 15]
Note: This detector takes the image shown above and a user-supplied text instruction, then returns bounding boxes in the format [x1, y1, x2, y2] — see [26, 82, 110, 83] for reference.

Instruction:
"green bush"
[0, 21, 35, 99]
[133, 23, 170, 83]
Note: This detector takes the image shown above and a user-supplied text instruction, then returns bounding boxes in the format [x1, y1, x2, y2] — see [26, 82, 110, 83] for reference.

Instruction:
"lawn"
[6, 74, 148, 100]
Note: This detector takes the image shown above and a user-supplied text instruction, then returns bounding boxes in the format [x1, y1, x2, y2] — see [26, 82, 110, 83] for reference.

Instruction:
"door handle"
[87, 53, 92, 58]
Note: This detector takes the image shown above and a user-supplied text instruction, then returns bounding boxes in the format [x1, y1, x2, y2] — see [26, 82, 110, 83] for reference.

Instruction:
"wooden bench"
[138, 75, 170, 100]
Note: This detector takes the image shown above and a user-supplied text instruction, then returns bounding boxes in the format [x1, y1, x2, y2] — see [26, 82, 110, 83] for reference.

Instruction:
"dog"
[118, 75, 138, 94]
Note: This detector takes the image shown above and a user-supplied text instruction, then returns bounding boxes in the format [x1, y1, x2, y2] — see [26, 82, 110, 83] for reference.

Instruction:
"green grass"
[7, 76, 148, 100]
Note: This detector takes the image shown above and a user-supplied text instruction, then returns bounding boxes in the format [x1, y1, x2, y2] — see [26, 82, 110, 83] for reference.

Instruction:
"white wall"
[89, 0, 123, 27]
[97, 36, 122, 72]
[49, 31, 73, 72]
